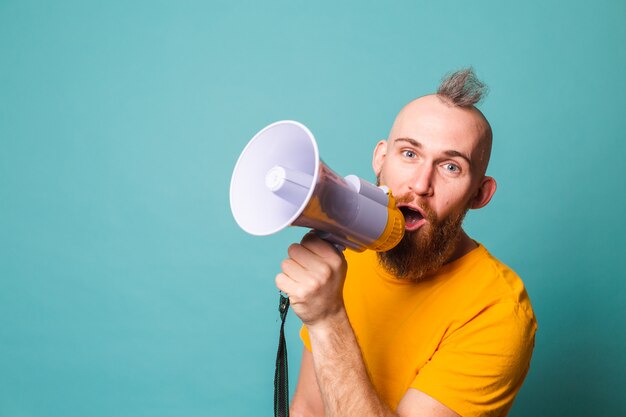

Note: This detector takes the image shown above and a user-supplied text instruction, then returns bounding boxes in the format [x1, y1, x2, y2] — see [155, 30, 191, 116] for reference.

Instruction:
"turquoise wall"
[1, 1, 624, 416]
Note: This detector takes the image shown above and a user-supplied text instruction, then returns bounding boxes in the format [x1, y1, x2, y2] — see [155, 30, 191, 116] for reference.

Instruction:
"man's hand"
[275, 232, 347, 327]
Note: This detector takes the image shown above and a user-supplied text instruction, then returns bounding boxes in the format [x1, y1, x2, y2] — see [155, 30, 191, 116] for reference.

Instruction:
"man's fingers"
[276, 270, 318, 303]
[300, 233, 346, 270]
[276, 233, 348, 325]
[275, 272, 298, 297]
[281, 257, 306, 282]
[301, 232, 332, 253]
[286, 242, 320, 271]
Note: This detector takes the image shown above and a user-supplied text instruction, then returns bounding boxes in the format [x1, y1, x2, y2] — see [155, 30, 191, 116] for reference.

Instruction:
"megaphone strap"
[274, 294, 290, 417]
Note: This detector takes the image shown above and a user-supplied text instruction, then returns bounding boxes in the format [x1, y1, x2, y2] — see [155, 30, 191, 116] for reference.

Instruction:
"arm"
[277, 234, 460, 417]
[290, 348, 324, 417]
[291, 333, 458, 417]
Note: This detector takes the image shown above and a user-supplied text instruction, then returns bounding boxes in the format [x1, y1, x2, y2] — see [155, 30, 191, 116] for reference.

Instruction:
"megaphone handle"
[314, 230, 347, 252]
[333, 243, 346, 252]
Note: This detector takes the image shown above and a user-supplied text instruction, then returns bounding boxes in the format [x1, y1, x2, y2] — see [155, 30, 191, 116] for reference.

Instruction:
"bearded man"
[275, 68, 537, 417]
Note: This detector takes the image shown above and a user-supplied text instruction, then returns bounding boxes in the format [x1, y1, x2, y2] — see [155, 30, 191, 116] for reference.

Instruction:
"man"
[275, 68, 537, 417]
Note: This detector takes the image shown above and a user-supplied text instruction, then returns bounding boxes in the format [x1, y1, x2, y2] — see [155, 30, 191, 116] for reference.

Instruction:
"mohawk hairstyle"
[437, 67, 488, 107]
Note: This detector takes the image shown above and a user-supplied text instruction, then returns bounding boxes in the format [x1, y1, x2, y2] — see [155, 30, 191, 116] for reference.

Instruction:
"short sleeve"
[300, 324, 312, 351]
[410, 302, 536, 417]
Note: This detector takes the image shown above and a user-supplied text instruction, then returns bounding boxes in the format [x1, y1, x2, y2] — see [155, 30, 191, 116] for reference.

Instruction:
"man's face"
[373, 95, 494, 280]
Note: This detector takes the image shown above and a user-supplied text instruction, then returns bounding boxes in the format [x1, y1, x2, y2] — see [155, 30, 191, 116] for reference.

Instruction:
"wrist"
[305, 308, 352, 342]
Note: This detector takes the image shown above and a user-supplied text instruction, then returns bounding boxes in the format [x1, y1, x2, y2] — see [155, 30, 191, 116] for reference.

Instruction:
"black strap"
[274, 294, 290, 417]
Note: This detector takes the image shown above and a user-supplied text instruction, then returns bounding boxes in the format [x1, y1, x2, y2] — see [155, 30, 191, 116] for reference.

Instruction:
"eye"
[442, 163, 461, 174]
[402, 150, 417, 159]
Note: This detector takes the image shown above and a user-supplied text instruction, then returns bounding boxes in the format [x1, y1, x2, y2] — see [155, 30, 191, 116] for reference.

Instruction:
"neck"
[445, 229, 477, 264]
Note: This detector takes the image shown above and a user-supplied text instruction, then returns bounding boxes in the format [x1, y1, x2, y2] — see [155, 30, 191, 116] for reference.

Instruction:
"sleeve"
[410, 301, 537, 417]
[299, 324, 312, 352]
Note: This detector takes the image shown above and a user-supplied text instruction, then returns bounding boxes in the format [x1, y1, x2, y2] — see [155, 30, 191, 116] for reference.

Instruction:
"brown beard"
[377, 198, 469, 282]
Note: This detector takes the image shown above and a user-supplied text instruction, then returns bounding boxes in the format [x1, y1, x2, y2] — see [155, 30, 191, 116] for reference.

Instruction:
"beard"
[377, 196, 470, 282]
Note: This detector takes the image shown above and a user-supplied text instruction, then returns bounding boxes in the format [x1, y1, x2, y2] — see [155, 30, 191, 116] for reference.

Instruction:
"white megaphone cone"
[229, 120, 404, 252]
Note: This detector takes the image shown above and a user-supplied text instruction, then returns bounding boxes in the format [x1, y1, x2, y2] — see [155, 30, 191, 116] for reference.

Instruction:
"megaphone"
[229, 120, 405, 252]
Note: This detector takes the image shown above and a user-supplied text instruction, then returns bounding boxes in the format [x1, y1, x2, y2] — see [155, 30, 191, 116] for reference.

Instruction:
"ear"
[470, 176, 497, 209]
[372, 140, 388, 177]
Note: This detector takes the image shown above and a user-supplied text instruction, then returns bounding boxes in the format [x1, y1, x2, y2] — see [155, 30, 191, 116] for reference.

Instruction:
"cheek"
[381, 162, 412, 183]
[379, 167, 407, 192]
[435, 181, 473, 212]
[445, 193, 473, 214]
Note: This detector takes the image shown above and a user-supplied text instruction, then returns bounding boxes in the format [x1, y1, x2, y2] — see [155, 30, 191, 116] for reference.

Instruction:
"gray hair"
[437, 67, 488, 107]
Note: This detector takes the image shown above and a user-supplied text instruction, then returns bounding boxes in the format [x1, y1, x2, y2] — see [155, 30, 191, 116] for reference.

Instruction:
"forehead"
[388, 96, 487, 155]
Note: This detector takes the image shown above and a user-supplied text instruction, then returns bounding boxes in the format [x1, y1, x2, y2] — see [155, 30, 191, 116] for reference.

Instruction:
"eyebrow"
[394, 137, 472, 166]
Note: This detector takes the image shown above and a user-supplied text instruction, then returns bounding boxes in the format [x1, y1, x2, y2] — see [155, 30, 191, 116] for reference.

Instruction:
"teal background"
[1, 1, 624, 416]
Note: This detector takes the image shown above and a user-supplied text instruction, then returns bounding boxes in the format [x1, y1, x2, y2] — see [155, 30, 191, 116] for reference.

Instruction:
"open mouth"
[399, 206, 426, 231]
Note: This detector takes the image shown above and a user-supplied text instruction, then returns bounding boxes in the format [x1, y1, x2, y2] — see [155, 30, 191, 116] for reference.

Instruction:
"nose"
[409, 164, 434, 197]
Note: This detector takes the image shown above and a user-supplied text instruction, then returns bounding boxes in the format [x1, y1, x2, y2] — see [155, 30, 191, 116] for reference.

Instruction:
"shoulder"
[434, 244, 537, 336]
[412, 247, 537, 416]
[457, 245, 532, 306]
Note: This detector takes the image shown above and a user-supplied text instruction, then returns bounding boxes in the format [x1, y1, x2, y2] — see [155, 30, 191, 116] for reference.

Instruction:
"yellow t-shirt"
[301, 243, 537, 417]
